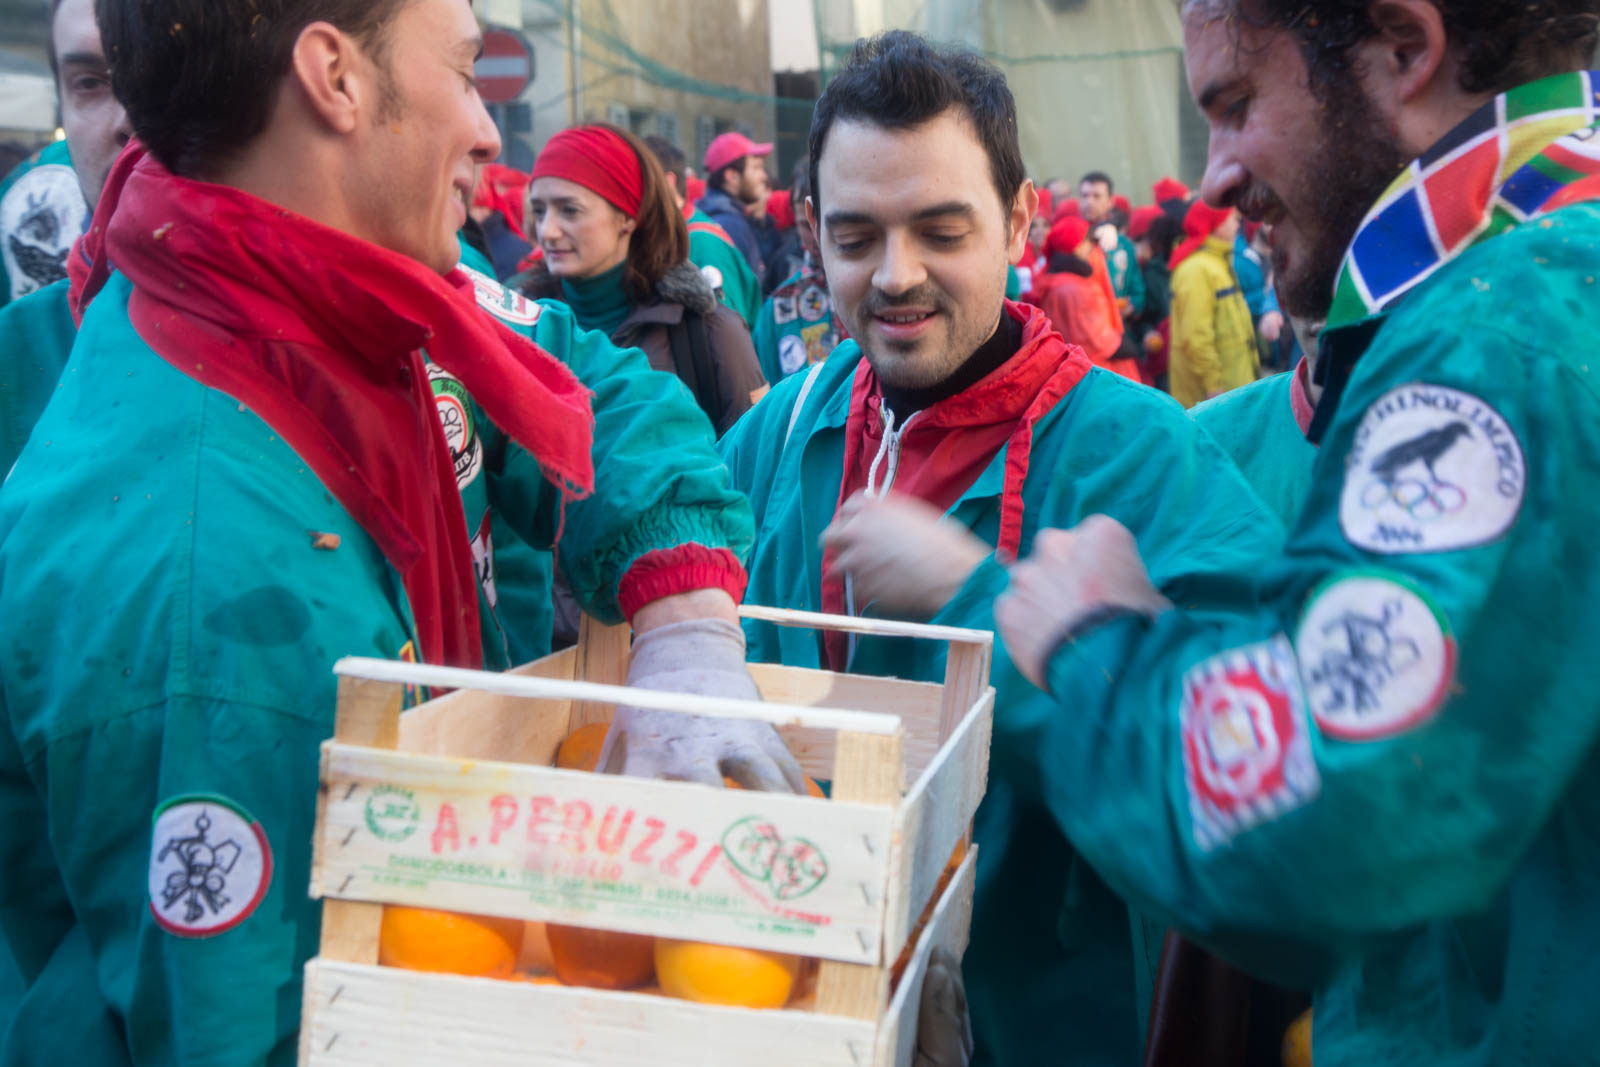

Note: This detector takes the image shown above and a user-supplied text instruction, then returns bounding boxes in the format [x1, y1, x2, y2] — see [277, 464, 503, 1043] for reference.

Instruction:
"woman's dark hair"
[593, 123, 690, 303]
[95, 0, 410, 177]
[1194, 0, 1600, 100]
[1143, 214, 1181, 266]
[808, 31, 1026, 218]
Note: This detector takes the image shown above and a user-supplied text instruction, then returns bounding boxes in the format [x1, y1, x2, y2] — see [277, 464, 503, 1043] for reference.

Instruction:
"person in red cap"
[1126, 204, 1180, 388]
[1079, 171, 1147, 350]
[1151, 175, 1191, 224]
[516, 123, 767, 436]
[699, 130, 773, 279]
[1167, 199, 1255, 407]
[1026, 215, 1141, 381]
[468, 162, 534, 280]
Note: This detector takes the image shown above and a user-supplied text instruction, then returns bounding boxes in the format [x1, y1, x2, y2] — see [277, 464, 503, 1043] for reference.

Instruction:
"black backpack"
[665, 309, 727, 432]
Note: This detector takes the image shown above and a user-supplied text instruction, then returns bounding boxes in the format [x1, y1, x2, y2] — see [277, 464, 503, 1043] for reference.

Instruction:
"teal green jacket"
[0, 267, 751, 1063]
[1108, 232, 1146, 319]
[1191, 365, 1318, 530]
[717, 320, 1281, 1065]
[0, 281, 74, 475]
[687, 209, 762, 330]
[1032, 203, 1600, 1066]
[751, 266, 841, 384]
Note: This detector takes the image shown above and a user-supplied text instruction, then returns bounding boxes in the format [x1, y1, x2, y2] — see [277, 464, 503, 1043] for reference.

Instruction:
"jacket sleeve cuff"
[617, 544, 750, 620]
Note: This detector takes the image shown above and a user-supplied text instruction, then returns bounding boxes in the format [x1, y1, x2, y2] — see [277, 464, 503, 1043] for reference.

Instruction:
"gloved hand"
[914, 948, 974, 1067]
[597, 617, 806, 793]
[995, 516, 1172, 690]
[822, 491, 991, 621]
[1095, 222, 1120, 253]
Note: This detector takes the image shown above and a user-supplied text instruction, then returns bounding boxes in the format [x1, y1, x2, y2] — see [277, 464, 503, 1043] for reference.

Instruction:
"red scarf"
[819, 303, 1092, 668]
[70, 144, 596, 670]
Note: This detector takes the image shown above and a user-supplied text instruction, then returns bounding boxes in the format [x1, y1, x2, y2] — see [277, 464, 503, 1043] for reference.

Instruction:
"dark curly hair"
[1189, 0, 1600, 99]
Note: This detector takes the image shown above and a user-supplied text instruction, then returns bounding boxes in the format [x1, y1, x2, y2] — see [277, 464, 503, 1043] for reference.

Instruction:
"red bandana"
[473, 163, 532, 241]
[819, 303, 1093, 668]
[532, 126, 643, 218]
[69, 144, 596, 670]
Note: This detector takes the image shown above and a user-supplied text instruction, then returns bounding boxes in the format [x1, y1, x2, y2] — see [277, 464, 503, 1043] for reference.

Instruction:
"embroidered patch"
[1181, 636, 1320, 851]
[1296, 571, 1455, 742]
[148, 794, 272, 938]
[801, 322, 836, 366]
[778, 334, 807, 376]
[470, 509, 498, 611]
[799, 285, 828, 322]
[1340, 383, 1526, 554]
[427, 365, 484, 489]
[1, 164, 88, 301]
[699, 265, 725, 294]
[461, 264, 542, 326]
[773, 294, 798, 325]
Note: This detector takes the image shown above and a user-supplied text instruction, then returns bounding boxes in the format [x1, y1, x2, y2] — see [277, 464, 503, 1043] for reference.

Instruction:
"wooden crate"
[299, 607, 993, 1066]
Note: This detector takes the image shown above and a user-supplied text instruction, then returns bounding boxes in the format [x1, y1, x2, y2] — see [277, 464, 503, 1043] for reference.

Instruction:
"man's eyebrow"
[910, 201, 975, 222]
[823, 209, 876, 228]
[1197, 76, 1243, 112]
[57, 51, 107, 68]
[454, 35, 485, 62]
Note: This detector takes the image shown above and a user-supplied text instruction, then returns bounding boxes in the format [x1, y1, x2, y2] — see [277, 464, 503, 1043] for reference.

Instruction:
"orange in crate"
[379, 906, 524, 979]
[655, 938, 801, 1009]
[547, 924, 657, 990]
[555, 722, 611, 771]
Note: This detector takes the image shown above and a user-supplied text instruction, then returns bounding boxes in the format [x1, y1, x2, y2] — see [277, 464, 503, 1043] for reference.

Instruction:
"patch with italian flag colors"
[147, 793, 273, 938]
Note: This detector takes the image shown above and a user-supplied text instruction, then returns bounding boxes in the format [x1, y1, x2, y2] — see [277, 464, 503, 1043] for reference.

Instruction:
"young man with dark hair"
[720, 30, 1282, 1065]
[998, 1, 1600, 1063]
[1079, 170, 1147, 341]
[750, 156, 845, 382]
[698, 131, 771, 278]
[0, 0, 802, 1059]
[643, 133, 763, 329]
[0, 0, 129, 307]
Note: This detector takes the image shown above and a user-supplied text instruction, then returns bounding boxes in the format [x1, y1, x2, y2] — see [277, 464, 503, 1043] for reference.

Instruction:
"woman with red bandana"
[512, 124, 767, 436]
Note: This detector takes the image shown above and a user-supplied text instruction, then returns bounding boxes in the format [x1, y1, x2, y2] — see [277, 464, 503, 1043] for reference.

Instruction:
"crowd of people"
[2, 0, 1600, 1064]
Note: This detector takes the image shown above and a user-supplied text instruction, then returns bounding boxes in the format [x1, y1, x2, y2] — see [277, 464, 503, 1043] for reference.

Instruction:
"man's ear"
[289, 21, 367, 135]
[1007, 180, 1040, 265]
[804, 194, 818, 240]
[1357, 0, 1450, 107]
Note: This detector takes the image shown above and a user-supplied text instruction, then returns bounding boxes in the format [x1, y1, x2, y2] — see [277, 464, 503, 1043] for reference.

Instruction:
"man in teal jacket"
[997, 2, 1600, 1063]
[0, 1, 802, 1062]
[719, 32, 1282, 1064]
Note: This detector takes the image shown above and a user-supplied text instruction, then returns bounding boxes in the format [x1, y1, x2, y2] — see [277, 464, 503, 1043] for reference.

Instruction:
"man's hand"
[994, 517, 1171, 689]
[598, 617, 806, 793]
[914, 948, 975, 1067]
[1259, 310, 1285, 344]
[822, 492, 991, 621]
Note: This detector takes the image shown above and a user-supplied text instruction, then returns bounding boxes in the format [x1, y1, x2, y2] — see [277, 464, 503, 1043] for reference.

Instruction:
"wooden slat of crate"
[300, 959, 878, 1067]
[882, 690, 992, 964]
[397, 647, 579, 762]
[312, 743, 896, 964]
[749, 663, 946, 781]
[872, 846, 979, 1067]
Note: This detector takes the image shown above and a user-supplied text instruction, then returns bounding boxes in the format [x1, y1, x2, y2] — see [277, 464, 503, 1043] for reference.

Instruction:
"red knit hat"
[1128, 205, 1164, 240]
[767, 188, 795, 230]
[1112, 194, 1132, 217]
[473, 164, 532, 241]
[532, 126, 644, 218]
[1153, 177, 1190, 204]
[1169, 201, 1235, 269]
[1052, 197, 1081, 222]
[1045, 216, 1092, 258]
[1035, 187, 1055, 222]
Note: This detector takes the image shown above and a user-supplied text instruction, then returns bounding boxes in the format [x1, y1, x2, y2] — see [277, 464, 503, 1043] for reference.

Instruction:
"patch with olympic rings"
[1340, 383, 1525, 554]
[1295, 570, 1457, 742]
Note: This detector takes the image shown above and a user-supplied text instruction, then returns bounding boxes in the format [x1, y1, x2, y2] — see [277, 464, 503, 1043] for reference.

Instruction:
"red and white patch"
[460, 264, 542, 327]
[1295, 570, 1456, 742]
[1181, 636, 1321, 851]
[148, 794, 272, 938]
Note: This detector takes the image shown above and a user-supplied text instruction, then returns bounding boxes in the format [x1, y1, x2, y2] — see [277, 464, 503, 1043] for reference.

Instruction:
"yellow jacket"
[1168, 236, 1256, 408]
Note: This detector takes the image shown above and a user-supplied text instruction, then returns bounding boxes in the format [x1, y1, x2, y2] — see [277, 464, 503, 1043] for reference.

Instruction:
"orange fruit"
[1282, 1008, 1312, 1067]
[655, 938, 801, 1008]
[547, 924, 656, 990]
[379, 906, 523, 978]
[556, 722, 611, 771]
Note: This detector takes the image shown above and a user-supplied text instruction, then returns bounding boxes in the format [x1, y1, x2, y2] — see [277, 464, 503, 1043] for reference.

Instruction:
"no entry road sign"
[476, 27, 535, 103]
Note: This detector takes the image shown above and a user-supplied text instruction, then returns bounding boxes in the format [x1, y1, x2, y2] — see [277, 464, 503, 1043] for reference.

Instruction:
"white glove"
[597, 618, 806, 793]
[1095, 223, 1120, 253]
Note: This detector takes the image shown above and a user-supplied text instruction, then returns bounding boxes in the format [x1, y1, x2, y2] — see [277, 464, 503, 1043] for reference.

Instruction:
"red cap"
[1128, 205, 1164, 240]
[686, 175, 706, 205]
[767, 188, 795, 230]
[1035, 187, 1054, 222]
[1045, 216, 1091, 258]
[1153, 177, 1190, 204]
[473, 164, 532, 241]
[704, 132, 773, 175]
[1112, 194, 1132, 217]
[1052, 197, 1081, 222]
[1170, 201, 1235, 269]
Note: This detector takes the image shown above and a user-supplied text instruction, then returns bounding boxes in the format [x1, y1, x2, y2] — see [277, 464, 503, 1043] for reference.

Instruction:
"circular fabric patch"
[148, 794, 273, 938]
[778, 334, 807, 376]
[427, 365, 484, 489]
[1340, 383, 1526, 555]
[1, 164, 88, 301]
[1295, 571, 1456, 742]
